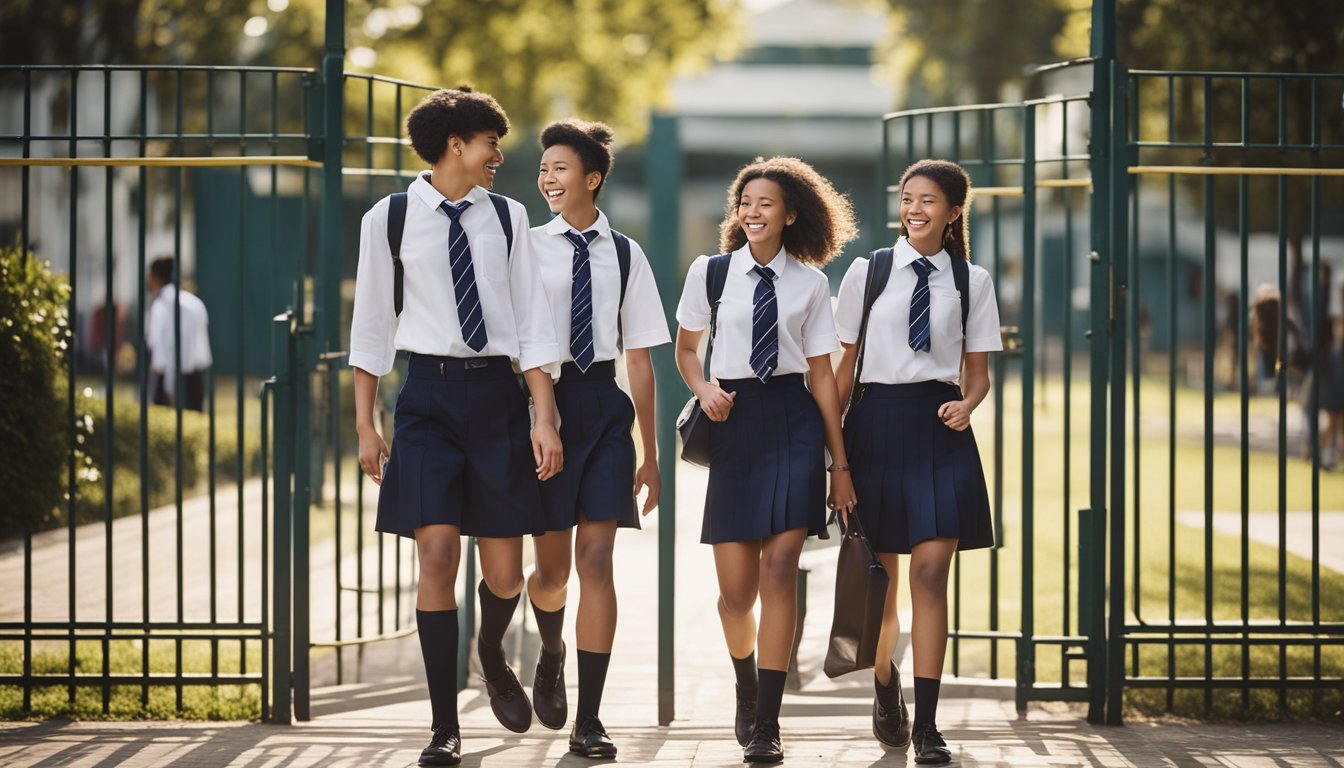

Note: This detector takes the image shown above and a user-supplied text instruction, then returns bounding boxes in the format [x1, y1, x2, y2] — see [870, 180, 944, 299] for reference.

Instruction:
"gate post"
[269, 310, 297, 724]
[1016, 103, 1038, 716]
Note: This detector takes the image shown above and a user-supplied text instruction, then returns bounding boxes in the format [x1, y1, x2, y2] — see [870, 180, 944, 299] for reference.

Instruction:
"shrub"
[0, 249, 71, 533]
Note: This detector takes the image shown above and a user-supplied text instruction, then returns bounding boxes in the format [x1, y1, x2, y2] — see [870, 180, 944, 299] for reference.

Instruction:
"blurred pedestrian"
[145, 256, 211, 411]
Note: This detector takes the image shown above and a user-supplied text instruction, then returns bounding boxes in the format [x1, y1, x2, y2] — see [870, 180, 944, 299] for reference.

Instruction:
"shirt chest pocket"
[930, 289, 963, 344]
[472, 234, 510, 285]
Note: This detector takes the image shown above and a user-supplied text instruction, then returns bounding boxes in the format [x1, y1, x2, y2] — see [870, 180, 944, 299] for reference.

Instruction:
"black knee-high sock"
[755, 668, 787, 724]
[477, 581, 520, 679]
[417, 609, 459, 730]
[576, 650, 611, 721]
[732, 652, 758, 700]
[913, 676, 941, 730]
[530, 599, 565, 656]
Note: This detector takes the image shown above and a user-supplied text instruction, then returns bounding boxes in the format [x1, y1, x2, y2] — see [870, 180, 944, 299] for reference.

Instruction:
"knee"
[718, 591, 755, 619]
[909, 560, 949, 597]
[758, 550, 800, 596]
[530, 559, 570, 596]
[482, 568, 524, 599]
[574, 540, 614, 587]
[418, 542, 460, 582]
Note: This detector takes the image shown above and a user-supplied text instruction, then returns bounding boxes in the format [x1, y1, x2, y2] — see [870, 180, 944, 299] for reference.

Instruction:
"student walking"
[675, 157, 858, 764]
[833, 159, 1002, 764]
[525, 119, 670, 758]
[349, 88, 563, 766]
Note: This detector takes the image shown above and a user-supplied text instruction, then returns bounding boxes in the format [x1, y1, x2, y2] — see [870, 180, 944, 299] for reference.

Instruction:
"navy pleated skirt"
[702, 374, 829, 544]
[843, 380, 994, 554]
[538, 360, 639, 531]
[376, 354, 546, 539]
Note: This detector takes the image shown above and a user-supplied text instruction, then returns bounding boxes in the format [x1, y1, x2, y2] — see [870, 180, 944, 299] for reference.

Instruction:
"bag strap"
[611, 229, 633, 350]
[702, 253, 732, 382]
[951, 256, 970, 337]
[387, 190, 514, 317]
[848, 248, 894, 414]
[836, 511, 884, 567]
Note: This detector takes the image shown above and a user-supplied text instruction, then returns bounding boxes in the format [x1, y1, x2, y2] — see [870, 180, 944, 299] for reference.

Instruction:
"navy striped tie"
[441, 200, 488, 352]
[750, 265, 778, 383]
[564, 229, 600, 372]
[909, 257, 936, 352]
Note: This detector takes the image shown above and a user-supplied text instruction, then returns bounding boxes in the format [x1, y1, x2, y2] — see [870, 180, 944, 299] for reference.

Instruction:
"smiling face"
[900, 174, 962, 256]
[450, 130, 503, 190]
[538, 143, 601, 219]
[737, 177, 796, 259]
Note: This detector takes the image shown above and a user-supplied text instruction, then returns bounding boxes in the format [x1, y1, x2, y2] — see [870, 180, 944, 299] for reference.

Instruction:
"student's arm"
[809, 355, 855, 525]
[675, 327, 735, 421]
[522, 367, 563, 480]
[938, 352, 989, 432]
[354, 367, 389, 484]
[625, 347, 660, 515]
[834, 342, 859, 414]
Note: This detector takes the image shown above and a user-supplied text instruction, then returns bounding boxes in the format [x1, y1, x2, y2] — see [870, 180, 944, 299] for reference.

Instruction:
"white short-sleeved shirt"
[834, 237, 1002, 386]
[530, 210, 671, 368]
[348, 174, 560, 377]
[147, 283, 213, 395]
[676, 245, 839, 380]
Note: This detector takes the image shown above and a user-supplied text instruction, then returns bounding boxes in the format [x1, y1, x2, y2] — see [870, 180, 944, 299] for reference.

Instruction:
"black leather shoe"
[742, 719, 783, 764]
[418, 726, 462, 766]
[872, 663, 910, 748]
[533, 643, 567, 730]
[734, 684, 756, 747]
[912, 722, 952, 764]
[482, 663, 533, 733]
[568, 715, 617, 759]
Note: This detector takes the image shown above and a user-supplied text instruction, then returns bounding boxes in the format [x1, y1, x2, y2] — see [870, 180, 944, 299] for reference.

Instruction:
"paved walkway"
[4, 469, 1343, 766]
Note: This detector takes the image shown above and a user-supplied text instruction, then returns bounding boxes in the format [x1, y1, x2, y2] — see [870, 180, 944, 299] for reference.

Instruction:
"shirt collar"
[894, 236, 950, 272]
[732, 243, 788, 276]
[410, 172, 488, 210]
[543, 208, 611, 239]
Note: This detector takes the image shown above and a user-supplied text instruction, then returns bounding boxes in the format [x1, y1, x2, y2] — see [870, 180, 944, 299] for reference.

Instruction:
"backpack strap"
[951, 257, 970, 337]
[848, 248, 894, 413]
[610, 229, 633, 351]
[702, 253, 733, 382]
[386, 192, 408, 317]
[487, 192, 514, 256]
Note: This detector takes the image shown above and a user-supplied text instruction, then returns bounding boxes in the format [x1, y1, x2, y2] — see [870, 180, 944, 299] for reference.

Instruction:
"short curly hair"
[896, 159, 973, 261]
[405, 88, 510, 166]
[718, 157, 858, 267]
[540, 119, 615, 199]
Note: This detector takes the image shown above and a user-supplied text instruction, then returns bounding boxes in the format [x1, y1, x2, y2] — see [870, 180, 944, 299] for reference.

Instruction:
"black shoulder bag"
[675, 254, 732, 467]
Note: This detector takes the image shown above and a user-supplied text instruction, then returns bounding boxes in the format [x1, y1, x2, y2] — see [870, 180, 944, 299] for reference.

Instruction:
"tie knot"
[439, 200, 471, 221]
[752, 265, 776, 282]
[911, 257, 936, 277]
[564, 229, 599, 250]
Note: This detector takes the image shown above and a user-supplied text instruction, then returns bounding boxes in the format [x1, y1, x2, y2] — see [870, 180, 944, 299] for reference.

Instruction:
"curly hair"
[896, 159, 974, 261]
[540, 119, 615, 199]
[718, 157, 857, 267]
[405, 87, 510, 166]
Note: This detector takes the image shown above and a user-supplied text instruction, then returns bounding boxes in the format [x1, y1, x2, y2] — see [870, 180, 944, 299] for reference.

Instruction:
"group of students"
[350, 88, 1002, 767]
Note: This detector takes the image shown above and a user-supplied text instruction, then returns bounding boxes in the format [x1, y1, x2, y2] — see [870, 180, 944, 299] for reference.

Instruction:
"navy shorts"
[538, 360, 639, 531]
[843, 380, 994, 554]
[701, 374, 828, 544]
[376, 354, 546, 539]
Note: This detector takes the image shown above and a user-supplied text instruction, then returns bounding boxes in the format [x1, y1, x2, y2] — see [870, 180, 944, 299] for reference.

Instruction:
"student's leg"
[908, 537, 958, 763]
[414, 525, 463, 736]
[573, 516, 619, 716]
[714, 538, 764, 747]
[528, 528, 572, 730]
[474, 535, 532, 732]
[755, 529, 806, 717]
[871, 551, 910, 747]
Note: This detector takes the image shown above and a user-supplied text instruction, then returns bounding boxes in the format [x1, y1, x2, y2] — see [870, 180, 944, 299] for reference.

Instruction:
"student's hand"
[532, 422, 564, 481]
[357, 427, 389, 486]
[937, 400, 972, 432]
[827, 470, 856, 527]
[696, 382, 737, 422]
[634, 460, 661, 516]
